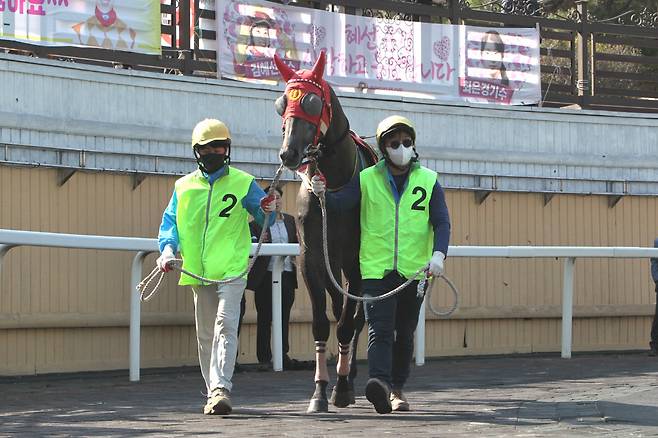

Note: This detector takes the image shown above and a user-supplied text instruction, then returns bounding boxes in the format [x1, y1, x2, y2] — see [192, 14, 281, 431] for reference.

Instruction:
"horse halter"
[274, 52, 339, 165]
[279, 77, 333, 153]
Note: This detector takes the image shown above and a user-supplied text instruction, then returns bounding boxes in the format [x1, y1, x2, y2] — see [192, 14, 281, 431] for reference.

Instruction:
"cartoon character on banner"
[223, 1, 299, 80]
[72, 0, 137, 51]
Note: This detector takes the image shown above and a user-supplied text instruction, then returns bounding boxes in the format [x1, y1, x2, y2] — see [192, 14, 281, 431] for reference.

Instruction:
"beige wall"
[1, 165, 656, 375]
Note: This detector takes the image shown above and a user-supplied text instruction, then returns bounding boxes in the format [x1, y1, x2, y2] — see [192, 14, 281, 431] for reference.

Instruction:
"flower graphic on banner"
[433, 36, 451, 62]
[373, 19, 414, 82]
[308, 24, 326, 48]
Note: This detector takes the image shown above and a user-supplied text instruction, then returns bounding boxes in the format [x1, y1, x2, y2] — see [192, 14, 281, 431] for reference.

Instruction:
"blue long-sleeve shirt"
[158, 165, 271, 253]
[324, 162, 451, 257]
[651, 239, 658, 283]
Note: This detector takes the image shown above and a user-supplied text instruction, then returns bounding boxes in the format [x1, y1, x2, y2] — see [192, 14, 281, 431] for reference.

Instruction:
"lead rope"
[137, 164, 286, 302]
[317, 191, 458, 316]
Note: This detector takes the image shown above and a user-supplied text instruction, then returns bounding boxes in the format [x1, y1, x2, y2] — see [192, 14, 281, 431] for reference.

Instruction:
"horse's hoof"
[307, 398, 329, 413]
[330, 385, 355, 408]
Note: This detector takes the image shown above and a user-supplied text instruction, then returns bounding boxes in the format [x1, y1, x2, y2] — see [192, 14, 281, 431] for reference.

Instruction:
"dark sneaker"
[283, 355, 313, 370]
[365, 378, 392, 414]
[390, 390, 410, 411]
[204, 388, 232, 415]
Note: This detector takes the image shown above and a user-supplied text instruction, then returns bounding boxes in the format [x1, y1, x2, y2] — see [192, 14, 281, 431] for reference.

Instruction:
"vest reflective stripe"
[175, 167, 253, 286]
[359, 161, 436, 280]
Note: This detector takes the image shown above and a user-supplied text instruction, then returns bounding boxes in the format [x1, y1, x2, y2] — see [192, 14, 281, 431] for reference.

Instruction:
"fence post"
[130, 251, 149, 382]
[561, 257, 576, 359]
[179, 0, 192, 75]
[271, 256, 284, 372]
[575, 0, 591, 108]
[448, 0, 463, 25]
[415, 299, 426, 366]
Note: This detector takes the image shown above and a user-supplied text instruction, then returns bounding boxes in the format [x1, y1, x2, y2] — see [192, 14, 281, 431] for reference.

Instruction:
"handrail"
[0, 229, 300, 380]
[414, 245, 658, 366]
[3, 229, 658, 377]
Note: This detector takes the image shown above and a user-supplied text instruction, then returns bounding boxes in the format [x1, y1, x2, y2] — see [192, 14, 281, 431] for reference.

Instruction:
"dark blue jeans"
[363, 271, 424, 390]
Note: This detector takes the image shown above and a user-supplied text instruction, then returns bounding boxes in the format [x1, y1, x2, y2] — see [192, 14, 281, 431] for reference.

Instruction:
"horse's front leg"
[299, 236, 332, 413]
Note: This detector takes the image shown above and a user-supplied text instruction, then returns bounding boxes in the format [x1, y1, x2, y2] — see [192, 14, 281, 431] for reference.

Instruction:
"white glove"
[157, 245, 176, 273]
[311, 174, 326, 196]
[428, 251, 445, 277]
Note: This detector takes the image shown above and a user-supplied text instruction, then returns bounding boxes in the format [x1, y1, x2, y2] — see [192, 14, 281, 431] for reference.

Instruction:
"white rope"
[418, 273, 459, 317]
[137, 164, 286, 302]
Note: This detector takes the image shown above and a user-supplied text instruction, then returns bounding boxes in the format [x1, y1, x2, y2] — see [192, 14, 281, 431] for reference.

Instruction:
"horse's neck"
[317, 100, 356, 190]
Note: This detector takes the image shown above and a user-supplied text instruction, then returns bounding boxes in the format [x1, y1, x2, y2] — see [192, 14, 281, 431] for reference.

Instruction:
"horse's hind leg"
[349, 301, 365, 385]
[328, 266, 360, 408]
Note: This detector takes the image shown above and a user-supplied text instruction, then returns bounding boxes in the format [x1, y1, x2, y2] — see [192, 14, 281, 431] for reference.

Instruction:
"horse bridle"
[280, 77, 349, 165]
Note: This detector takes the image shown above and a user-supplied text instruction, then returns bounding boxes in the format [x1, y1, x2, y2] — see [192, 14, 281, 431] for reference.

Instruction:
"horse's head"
[273, 51, 332, 170]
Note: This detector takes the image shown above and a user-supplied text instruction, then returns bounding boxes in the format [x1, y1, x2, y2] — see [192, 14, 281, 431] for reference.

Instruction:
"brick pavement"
[1, 353, 658, 437]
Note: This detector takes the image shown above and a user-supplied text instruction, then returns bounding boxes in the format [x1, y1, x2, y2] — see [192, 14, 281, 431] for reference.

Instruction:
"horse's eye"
[301, 93, 322, 117]
[275, 94, 287, 116]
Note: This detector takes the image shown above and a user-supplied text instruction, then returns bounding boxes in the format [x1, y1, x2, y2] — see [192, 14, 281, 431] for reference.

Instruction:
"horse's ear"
[311, 50, 326, 79]
[273, 54, 295, 82]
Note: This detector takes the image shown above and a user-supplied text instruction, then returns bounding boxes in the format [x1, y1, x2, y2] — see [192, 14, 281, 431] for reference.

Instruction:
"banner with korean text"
[0, 0, 161, 55]
[218, 0, 540, 105]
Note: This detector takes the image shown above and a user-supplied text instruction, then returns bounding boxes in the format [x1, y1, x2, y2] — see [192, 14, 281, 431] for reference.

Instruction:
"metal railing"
[2, 229, 658, 378]
[0, 229, 299, 381]
[414, 245, 658, 365]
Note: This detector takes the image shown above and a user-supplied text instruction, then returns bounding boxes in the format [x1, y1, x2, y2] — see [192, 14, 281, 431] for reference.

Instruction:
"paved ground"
[1, 352, 658, 437]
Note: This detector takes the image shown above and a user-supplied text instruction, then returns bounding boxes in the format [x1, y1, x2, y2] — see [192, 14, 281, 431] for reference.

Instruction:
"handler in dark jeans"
[650, 238, 658, 356]
[242, 185, 303, 369]
[312, 115, 451, 413]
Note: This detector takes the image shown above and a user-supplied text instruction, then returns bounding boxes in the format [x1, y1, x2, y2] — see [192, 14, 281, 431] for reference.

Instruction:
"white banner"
[217, 0, 541, 105]
[0, 0, 161, 55]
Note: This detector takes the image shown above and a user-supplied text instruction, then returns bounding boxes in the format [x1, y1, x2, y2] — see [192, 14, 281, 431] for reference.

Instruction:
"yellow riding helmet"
[375, 115, 416, 147]
[191, 119, 231, 147]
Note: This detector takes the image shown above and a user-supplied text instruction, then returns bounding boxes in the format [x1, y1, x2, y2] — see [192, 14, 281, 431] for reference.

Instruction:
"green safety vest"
[175, 167, 253, 286]
[359, 161, 437, 280]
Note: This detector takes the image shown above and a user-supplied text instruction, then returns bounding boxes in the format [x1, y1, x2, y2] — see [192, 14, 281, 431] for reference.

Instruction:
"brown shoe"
[390, 390, 410, 412]
[204, 388, 232, 415]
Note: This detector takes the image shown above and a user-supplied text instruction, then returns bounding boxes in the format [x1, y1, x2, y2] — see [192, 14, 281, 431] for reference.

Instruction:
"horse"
[273, 52, 378, 413]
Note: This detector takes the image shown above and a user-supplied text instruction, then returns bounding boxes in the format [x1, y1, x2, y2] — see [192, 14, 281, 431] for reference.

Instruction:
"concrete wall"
[1, 55, 657, 375]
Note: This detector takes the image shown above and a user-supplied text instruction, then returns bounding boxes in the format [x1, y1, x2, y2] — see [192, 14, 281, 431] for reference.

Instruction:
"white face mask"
[386, 145, 414, 167]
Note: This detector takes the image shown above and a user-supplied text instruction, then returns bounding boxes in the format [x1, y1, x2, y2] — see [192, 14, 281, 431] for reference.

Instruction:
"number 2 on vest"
[218, 194, 238, 217]
[411, 186, 427, 211]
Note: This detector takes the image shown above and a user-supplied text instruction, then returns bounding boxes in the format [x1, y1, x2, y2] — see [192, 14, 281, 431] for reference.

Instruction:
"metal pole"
[415, 299, 426, 366]
[130, 251, 149, 381]
[561, 257, 575, 358]
[271, 256, 284, 372]
[575, 0, 591, 108]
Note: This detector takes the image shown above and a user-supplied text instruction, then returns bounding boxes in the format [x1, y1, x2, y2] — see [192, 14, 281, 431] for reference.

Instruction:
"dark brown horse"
[273, 52, 377, 413]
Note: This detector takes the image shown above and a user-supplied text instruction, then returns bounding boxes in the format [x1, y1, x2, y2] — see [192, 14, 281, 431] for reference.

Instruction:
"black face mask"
[197, 153, 226, 174]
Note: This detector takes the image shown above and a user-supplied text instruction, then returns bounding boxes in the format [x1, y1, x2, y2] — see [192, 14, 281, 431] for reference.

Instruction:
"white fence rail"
[2, 229, 658, 379]
[414, 245, 658, 365]
[0, 229, 299, 380]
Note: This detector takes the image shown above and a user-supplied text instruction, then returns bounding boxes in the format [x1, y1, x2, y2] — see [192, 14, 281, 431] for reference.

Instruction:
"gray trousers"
[192, 278, 246, 394]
